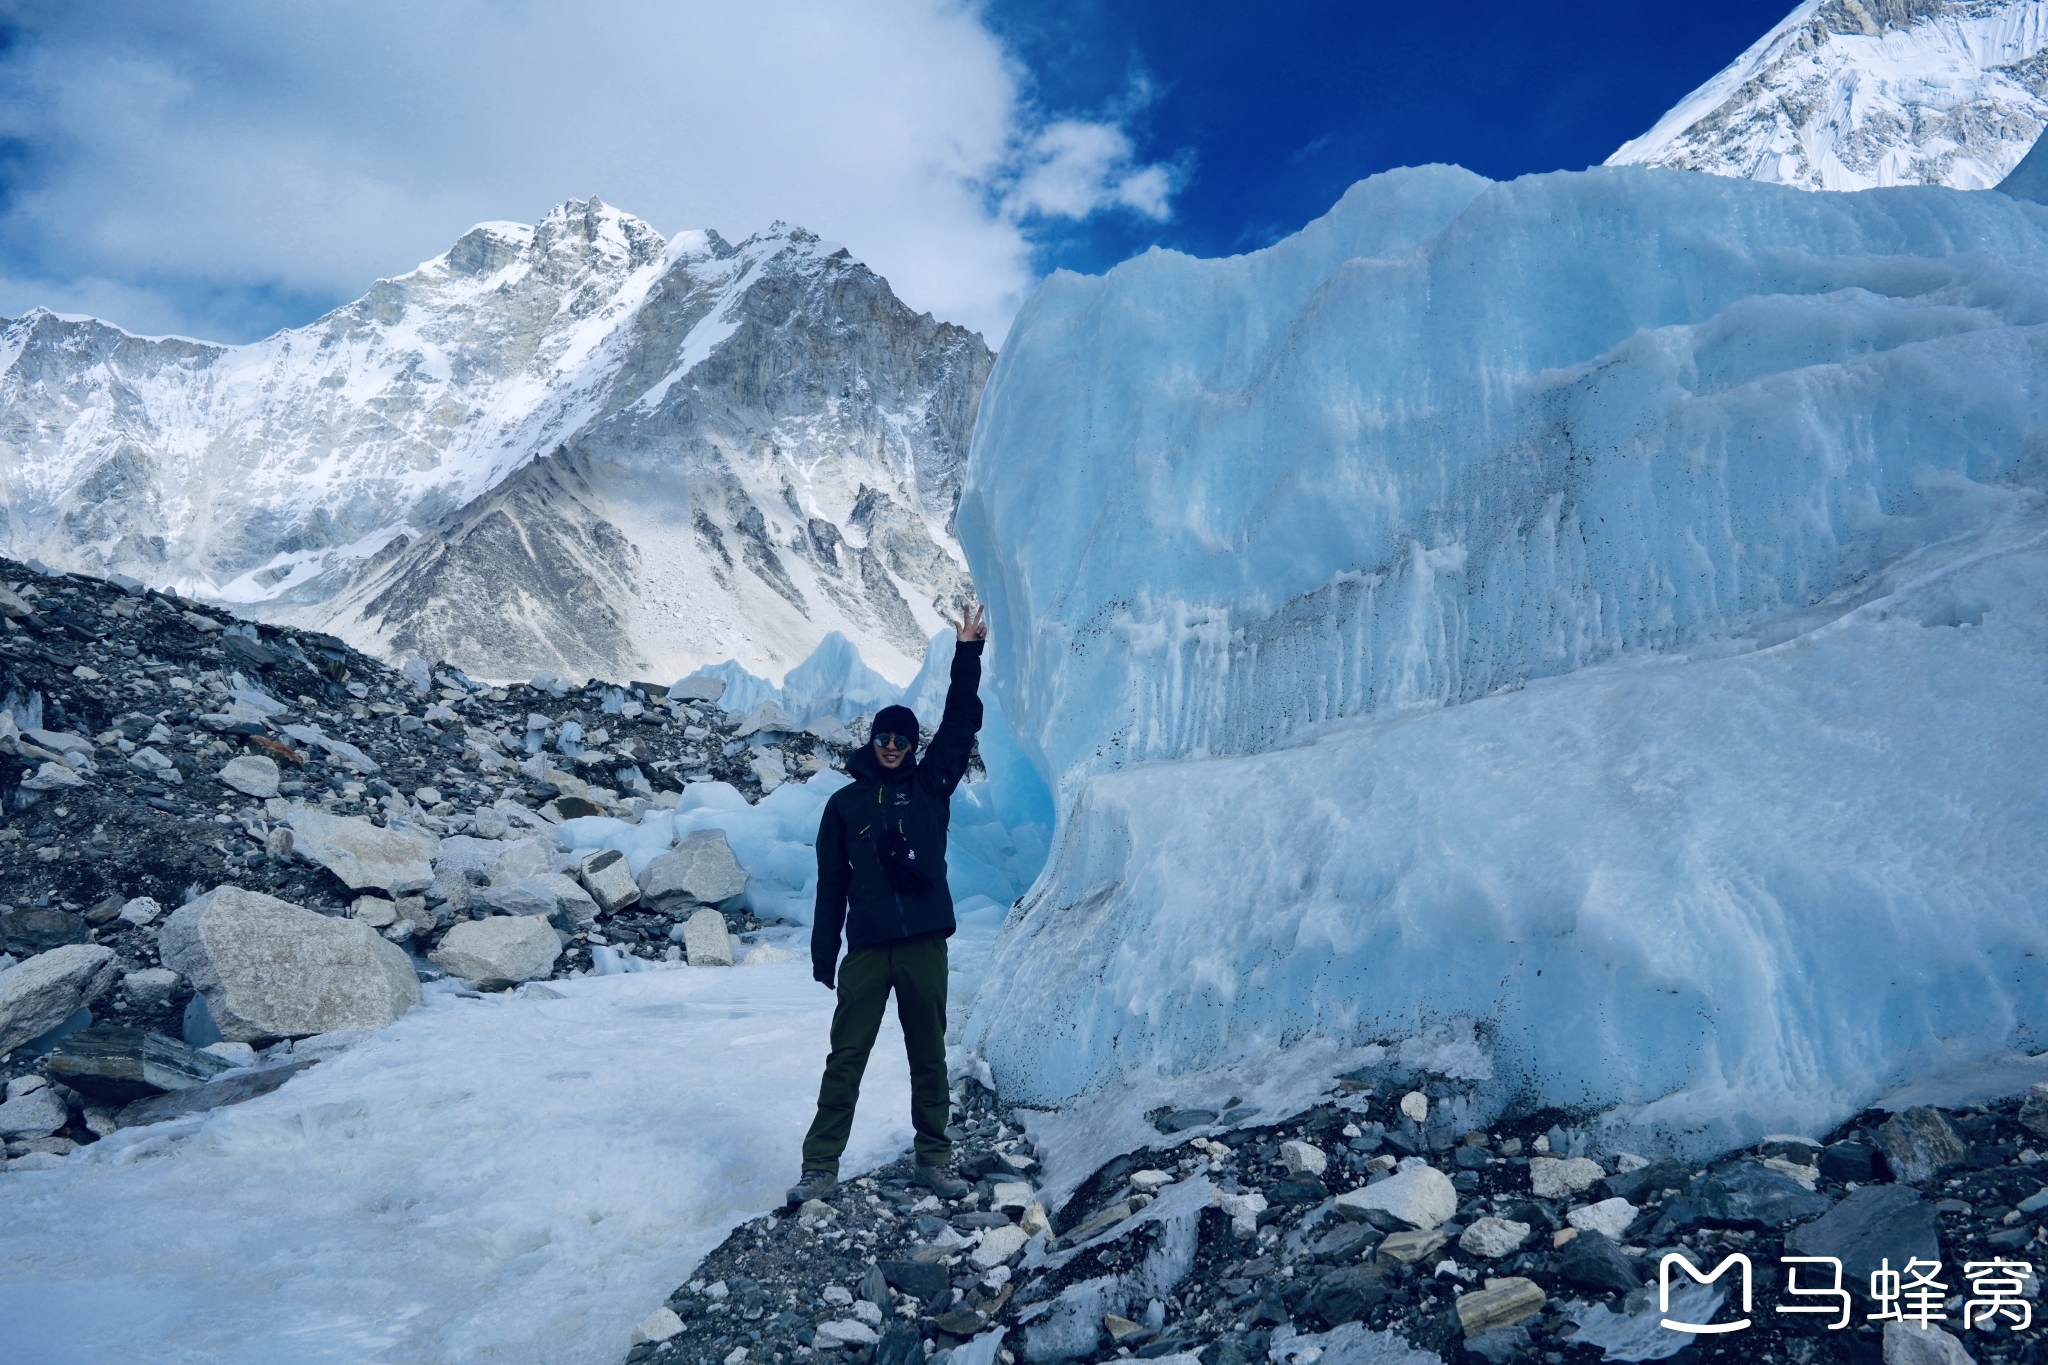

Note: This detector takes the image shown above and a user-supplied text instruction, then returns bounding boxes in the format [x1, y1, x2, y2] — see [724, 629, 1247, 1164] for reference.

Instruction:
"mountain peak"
[1610, 0, 2048, 191]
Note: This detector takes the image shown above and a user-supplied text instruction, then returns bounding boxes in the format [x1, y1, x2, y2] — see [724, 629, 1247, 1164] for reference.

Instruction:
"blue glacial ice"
[956, 163, 2048, 1152]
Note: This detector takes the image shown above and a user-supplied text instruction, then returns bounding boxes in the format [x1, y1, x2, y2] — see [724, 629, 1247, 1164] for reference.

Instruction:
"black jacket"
[812, 638, 984, 981]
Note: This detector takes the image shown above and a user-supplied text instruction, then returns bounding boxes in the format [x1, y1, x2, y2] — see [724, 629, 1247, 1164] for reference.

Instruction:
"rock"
[1308, 1220, 1382, 1261]
[351, 897, 398, 928]
[1461, 1326, 1532, 1365]
[878, 1259, 950, 1302]
[43, 1025, 231, 1104]
[216, 755, 280, 798]
[1601, 1158, 1688, 1203]
[430, 916, 562, 988]
[578, 849, 641, 913]
[264, 828, 294, 861]
[971, 1223, 1030, 1269]
[117, 897, 164, 927]
[1689, 1163, 1832, 1228]
[1130, 1169, 1175, 1193]
[1398, 1091, 1428, 1124]
[1154, 1108, 1216, 1134]
[991, 1180, 1035, 1209]
[128, 746, 181, 782]
[670, 677, 725, 704]
[1218, 1190, 1267, 1237]
[159, 885, 421, 1040]
[472, 808, 511, 840]
[0, 943, 118, 1053]
[1303, 1264, 1392, 1324]
[0, 907, 89, 955]
[814, 1320, 880, 1349]
[1786, 1184, 1941, 1288]
[638, 829, 747, 905]
[476, 874, 599, 933]
[1335, 1163, 1457, 1230]
[1878, 1107, 1970, 1185]
[1553, 1230, 1643, 1293]
[682, 908, 735, 966]
[492, 838, 561, 882]
[1458, 1217, 1531, 1259]
[1454, 1278, 1545, 1336]
[285, 810, 436, 894]
[0, 1084, 69, 1137]
[200, 1041, 258, 1067]
[21, 760, 85, 791]
[1374, 1229, 1447, 1264]
[1819, 1139, 1883, 1184]
[553, 796, 606, 820]
[2020, 1082, 2048, 1140]
[1528, 1156, 1605, 1198]
[120, 967, 181, 1011]
[632, 1308, 685, 1346]
[1564, 1197, 1638, 1241]
[749, 753, 786, 793]
[1279, 1140, 1327, 1177]
[873, 1325, 923, 1365]
[1882, 1321, 1974, 1365]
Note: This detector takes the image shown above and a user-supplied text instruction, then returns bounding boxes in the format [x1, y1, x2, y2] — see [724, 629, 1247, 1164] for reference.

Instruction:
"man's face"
[872, 731, 913, 769]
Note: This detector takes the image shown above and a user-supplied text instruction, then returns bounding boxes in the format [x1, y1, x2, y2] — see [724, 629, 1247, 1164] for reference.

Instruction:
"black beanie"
[872, 704, 919, 744]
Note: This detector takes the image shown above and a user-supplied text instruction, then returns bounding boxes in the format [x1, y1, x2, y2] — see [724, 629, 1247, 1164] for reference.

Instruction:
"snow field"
[0, 951, 931, 1364]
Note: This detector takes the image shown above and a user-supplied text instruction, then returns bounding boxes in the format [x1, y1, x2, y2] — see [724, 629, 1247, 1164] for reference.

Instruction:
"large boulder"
[682, 907, 736, 966]
[474, 873, 598, 932]
[430, 917, 561, 987]
[286, 811, 436, 894]
[0, 943, 118, 1054]
[577, 849, 640, 914]
[44, 1025, 232, 1104]
[638, 829, 746, 905]
[159, 886, 421, 1041]
[0, 906, 89, 956]
[0, 1082, 69, 1138]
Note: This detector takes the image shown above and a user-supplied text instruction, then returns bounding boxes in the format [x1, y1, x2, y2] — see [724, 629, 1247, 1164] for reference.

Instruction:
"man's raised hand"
[950, 601, 989, 642]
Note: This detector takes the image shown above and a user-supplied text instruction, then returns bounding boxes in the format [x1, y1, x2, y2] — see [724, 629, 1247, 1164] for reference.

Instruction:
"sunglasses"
[872, 732, 915, 751]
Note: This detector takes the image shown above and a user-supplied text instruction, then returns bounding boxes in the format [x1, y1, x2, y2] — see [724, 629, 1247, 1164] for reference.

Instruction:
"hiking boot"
[913, 1161, 971, 1199]
[787, 1169, 838, 1204]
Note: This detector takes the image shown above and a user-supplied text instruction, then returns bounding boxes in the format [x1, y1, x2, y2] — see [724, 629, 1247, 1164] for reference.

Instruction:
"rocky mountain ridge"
[1609, 0, 2048, 191]
[0, 554, 877, 1162]
[0, 199, 990, 686]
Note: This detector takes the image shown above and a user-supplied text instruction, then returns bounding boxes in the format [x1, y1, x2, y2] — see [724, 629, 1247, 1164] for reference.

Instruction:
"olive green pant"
[801, 934, 951, 1174]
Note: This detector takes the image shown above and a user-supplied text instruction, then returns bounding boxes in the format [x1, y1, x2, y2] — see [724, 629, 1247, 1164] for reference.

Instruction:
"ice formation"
[957, 163, 2048, 1150]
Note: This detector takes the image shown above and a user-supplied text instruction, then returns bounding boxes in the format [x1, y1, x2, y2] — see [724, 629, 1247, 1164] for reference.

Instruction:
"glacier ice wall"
[956, 164, 2048, 1145]
[962, 165, 2048, 790]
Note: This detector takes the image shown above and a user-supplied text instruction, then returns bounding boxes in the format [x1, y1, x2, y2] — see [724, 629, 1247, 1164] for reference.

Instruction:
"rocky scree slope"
[629, 1075, 2048, 1365]
[1609, 0, 2048, 191]
[0, 557, 878, 1167]
[0, 200, 990, 684]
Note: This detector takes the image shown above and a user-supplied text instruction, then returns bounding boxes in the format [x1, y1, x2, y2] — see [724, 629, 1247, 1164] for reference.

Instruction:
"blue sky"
[983, 0, 1796, 275]
[0, 0, 1793, 345]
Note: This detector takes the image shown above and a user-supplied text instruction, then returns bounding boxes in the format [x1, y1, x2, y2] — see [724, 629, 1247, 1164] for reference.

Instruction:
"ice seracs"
[959, 161, 2048, 1153]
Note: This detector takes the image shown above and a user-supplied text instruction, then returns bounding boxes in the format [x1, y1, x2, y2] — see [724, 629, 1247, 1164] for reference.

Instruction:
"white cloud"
[0, 0, 1177, 346]
[1000, 120, 1178, 222]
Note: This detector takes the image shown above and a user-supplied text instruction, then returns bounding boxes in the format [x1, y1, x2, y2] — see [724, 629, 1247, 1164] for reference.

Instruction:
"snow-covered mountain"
[1609, 0, 2048, 190]
[0, 200, 991, 684]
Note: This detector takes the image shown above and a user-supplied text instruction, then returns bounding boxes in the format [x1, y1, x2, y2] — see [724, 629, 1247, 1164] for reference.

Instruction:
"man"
[788, 603, 988, 1204]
